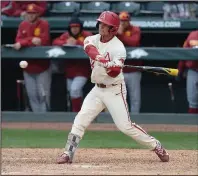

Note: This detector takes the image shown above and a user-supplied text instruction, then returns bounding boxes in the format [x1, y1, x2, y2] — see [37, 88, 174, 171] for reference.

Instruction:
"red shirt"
[53, 31, 93, 78]
[15, 18, 50, 73]
[178, 30, 198, 72]
[2, 1, 47, 16]
[117, 25, 143, 73]
[1, 1, 12, 15]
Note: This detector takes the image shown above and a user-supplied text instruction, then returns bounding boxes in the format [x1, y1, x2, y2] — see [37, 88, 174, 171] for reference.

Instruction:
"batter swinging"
[57, 11, 169, 164]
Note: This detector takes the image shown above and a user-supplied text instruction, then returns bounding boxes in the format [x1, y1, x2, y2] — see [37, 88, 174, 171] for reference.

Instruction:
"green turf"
[2, 129, 198, 150]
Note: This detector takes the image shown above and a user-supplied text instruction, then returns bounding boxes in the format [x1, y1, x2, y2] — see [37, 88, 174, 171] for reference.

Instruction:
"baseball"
[19, 61, 28, 68]
[168, 82, 172, 86]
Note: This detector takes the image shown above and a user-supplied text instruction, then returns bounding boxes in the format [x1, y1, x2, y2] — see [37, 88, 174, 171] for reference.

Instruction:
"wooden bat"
[123, 65, 178, 77]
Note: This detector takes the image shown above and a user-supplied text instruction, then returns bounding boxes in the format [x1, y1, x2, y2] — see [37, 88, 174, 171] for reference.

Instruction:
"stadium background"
[1, 1, 198, 175]
[2, 0, 198, 113]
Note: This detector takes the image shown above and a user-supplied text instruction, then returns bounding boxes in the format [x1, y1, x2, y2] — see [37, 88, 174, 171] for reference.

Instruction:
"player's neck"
[29, 18, 39, 24]
[100, 35, 114, 43]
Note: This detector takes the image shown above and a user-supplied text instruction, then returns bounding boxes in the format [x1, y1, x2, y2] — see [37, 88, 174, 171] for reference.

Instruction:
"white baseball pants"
[70, 82, 158, 149]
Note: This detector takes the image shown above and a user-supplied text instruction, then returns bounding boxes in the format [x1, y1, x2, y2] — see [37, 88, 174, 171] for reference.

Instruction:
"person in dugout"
[1, 1, 47, 18]
[53, 16, 93, 112]
[177, 30, 198, 114]
[13, 3, 51, 112]
[116, 11, 143, 113]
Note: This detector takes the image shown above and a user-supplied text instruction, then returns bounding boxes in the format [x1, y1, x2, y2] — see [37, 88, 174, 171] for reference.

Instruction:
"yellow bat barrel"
[168, 68, 179, 76]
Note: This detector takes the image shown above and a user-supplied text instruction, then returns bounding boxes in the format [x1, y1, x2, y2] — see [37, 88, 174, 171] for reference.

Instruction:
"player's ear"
[111, 28, 116, 32]
[109, 26, 115, 33]
[109, 27, 118, 34]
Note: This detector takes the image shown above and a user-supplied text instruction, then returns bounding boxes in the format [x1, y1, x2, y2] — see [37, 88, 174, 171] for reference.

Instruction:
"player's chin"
[99, 30, 104, 35]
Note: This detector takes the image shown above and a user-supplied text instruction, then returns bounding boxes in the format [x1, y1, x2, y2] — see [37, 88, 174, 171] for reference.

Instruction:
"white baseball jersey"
[84, 34, 126, 85]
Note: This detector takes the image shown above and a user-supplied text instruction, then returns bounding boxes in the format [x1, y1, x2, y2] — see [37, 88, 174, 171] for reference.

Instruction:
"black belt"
[96, 83, 118, 88]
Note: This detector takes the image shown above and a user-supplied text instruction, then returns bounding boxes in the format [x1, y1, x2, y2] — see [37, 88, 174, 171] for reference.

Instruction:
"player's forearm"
[16, 37, 33, 46]
[84, 45, 101, 60]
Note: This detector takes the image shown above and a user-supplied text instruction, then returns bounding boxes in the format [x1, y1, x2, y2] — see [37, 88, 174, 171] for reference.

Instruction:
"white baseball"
[168, 82, 172, 86]
[19, 61, 28, 68]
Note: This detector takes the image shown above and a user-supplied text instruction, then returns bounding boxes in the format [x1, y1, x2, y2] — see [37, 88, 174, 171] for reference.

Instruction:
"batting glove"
[95, 55, 109, 68]
[96, 55, 123, 68]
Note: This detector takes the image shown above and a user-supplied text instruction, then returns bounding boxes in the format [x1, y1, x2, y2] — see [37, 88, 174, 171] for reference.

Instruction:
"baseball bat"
[2, 44, 14, 48]
[123, 65, 178, 77]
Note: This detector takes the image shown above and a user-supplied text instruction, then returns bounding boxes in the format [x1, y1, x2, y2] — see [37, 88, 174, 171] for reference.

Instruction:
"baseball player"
[117, 11, 143, 113]
[13, 4, 51, 112]
[53, 16, 93, 112]
[57, 11, 169, 164]
[177, 30, 198, 113]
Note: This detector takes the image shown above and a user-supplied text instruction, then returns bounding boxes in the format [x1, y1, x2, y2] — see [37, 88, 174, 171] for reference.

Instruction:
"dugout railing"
[1, 46, 198, 113]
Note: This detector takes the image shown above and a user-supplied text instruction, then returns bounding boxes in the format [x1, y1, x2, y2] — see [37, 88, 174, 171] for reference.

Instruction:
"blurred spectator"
[163, 2, 197, 20]
[117, 11, 142, 113]
[1, 1, 47, 17]
[13, 3, 51, 112]
[177, 30, 198, 114]
[1, 1, 12, 18]
[53, 15, 93, 112]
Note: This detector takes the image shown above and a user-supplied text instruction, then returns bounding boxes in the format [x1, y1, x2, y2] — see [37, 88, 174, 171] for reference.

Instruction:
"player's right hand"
[106, 66, 121, 77]
[95, 55, 109, 67]
[13, 42, 21, 50]
[32, 37, 41, 45]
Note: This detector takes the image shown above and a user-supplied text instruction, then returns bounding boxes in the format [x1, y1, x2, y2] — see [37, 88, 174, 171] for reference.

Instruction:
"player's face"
[120, 21, 130, 29]
[26, 13, 38, 23]
[99, 22, 111, 36]
[70, 26, 81, 36]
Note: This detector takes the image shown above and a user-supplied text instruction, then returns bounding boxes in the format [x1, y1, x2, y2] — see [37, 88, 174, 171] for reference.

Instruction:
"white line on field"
[72, 164, 108, 168]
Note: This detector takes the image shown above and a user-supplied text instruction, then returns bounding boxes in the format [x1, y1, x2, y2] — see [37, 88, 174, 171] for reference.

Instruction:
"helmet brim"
[96, 18, 117, 27]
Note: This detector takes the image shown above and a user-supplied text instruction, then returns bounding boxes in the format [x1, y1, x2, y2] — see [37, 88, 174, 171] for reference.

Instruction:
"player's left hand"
[67, 37, 77, 45]
[32, 37, 41, 45]
[95, 55, 109, 67]
[99, 60, 113, 68]
[99, 61, 122, 68]
[13, 42, 21, 50]
[106, 66, 121, 77]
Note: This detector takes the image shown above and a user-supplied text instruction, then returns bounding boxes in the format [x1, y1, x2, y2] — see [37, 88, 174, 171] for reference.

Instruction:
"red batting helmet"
[96, 11, 120, 35]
